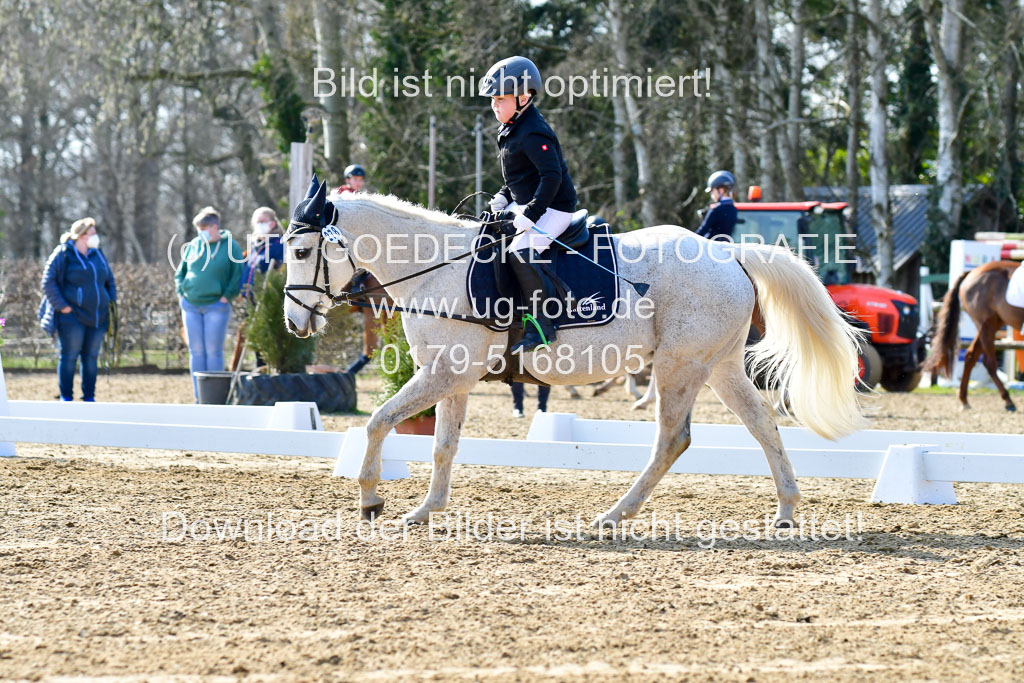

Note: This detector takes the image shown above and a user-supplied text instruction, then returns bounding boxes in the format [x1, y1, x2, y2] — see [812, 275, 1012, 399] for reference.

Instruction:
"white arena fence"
[332, 412, 1024, 505]
[3, 352, 1023, 505]
[1, 352, 335, 459]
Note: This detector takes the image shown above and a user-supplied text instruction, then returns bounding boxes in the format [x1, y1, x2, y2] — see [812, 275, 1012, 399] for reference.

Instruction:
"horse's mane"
[335, 193, 475, 230]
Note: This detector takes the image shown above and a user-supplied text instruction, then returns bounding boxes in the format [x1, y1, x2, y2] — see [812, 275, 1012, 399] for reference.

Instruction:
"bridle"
[282, 221, 357, 319]
[281, 192, 526, 326]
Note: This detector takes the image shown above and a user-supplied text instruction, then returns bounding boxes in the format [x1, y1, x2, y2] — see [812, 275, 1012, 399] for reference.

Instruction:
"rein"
[283, 195, 521, 327]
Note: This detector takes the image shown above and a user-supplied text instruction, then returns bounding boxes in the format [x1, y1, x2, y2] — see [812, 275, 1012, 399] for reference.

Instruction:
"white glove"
[513, 213, 536, 233]
[489, 193, 510, 213]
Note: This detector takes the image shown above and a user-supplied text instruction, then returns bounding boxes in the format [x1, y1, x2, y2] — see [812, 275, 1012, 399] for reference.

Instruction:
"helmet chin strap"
[506, 95, 533, 126]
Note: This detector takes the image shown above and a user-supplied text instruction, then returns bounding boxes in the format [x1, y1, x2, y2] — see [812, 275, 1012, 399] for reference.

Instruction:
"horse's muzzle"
[285, 316, 311, 338]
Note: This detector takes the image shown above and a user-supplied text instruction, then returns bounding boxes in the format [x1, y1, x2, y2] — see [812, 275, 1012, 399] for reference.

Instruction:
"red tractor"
[730, 198, 925, 392]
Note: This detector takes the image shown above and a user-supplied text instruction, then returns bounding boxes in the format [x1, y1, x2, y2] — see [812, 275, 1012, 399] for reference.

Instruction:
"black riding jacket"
[495, 105, 577, 223]
[696, 197, 738, 239]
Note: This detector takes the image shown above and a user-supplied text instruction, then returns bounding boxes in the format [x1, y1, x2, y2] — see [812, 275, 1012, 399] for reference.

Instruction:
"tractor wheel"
[880, 367, 923, 393]
[856, 344, 883, 392]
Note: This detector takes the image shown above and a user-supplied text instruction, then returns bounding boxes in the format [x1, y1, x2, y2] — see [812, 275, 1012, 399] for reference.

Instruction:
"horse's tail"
[922, 271, 968, 378]
[736, 244, 867, 440]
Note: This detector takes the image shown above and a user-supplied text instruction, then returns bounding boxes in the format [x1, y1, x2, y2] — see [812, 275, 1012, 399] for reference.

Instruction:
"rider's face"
[347, 175, 365, 191]
[490, 94, 528, 124]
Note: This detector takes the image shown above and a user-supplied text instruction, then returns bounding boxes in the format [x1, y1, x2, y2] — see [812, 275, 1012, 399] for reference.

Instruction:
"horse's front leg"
[402, 392, 469, 524]
[358, 356, 479, 520]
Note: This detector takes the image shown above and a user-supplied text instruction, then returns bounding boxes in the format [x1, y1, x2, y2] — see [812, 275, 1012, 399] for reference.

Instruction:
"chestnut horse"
[923, 260, 1024, 411]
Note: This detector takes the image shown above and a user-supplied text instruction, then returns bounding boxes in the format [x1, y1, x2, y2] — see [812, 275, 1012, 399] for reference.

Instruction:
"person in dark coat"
[240, 206, 285, 300]
[238, 206, 285, 369]
[695, 170, 738, 240]
[40, 217, 117, 401]
[479, 55, 578, 354]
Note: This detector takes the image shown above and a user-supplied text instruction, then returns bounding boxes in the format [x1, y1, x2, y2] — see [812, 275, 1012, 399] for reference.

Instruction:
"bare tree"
[610, 93, 629, 219]
[845, 0, 862, 233]
[313, 2, 351, 178]
[867, 0, 893, 286]
[609, 0, 656, 226]
[922, 0, 969, 239]
[784, 0, 805, 199]
[1000, 0, 1022, 214]
[755, 0, 780, 199]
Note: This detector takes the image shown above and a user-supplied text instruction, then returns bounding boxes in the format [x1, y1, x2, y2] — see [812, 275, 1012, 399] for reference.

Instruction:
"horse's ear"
[304, 173, 320, 200]
[292, 176, 335, 226]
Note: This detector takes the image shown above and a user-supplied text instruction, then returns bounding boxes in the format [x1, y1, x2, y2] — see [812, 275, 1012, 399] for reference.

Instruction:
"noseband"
[282, 221, 357, 319]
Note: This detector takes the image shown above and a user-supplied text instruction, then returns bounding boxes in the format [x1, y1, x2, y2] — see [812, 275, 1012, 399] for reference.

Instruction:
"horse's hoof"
[960, 403, 971, 412]
[1006, 404, 1017, 413]
[361, 502, 385, 521]
[402, 508, 433, 525]
[774, 518, 794, 529]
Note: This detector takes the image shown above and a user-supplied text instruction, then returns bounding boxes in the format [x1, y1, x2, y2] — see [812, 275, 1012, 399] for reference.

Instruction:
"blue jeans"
[56, 313, 107, 401]
[511, 382, 549, 412]
[180, 298, 232, 399]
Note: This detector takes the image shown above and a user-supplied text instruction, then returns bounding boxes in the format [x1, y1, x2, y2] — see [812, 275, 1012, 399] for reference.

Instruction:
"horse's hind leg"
[593, 358, 704, 528]
[977, 321, 1016, 411]
[402, 392, 470, 524]
[632, 369, 656, 410]
[959, 337, 983, 411]
[625, 372, 642, 400]
[707, 359, 800, 527]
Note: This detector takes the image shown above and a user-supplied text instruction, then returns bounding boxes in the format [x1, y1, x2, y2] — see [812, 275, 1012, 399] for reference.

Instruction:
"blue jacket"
[40, 241, 117, 330]
[240, 235, 285, 299]
[696, 197, 738, 239]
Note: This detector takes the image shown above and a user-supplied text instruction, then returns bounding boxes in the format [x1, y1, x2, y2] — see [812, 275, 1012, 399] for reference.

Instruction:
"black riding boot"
[508, 249, 557, 354]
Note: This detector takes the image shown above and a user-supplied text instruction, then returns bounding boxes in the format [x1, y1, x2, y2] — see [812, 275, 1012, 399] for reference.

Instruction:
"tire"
[856, 344, 883, 392]
[234, 371, 357, 413]
[880, 367, 923, 393]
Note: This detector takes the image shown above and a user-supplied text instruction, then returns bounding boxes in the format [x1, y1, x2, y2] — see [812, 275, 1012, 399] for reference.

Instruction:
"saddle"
[466, 209, 621, 384]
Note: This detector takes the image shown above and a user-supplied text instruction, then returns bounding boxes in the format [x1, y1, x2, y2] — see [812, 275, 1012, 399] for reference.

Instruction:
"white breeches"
[506, 202, 574, 253]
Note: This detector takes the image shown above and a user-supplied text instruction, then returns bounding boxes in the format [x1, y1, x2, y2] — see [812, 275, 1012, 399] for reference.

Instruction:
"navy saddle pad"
[465, 222, 620, 332]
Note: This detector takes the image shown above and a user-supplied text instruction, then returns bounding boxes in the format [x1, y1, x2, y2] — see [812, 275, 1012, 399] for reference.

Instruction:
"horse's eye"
[294, 248, 312, 260]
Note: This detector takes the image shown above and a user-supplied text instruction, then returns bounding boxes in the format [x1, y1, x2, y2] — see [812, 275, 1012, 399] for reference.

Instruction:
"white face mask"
[255, 220, 274, 234]
[86, 234, 100, 249]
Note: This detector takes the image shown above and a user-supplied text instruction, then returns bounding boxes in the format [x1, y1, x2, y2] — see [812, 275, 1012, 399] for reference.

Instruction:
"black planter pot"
[233, 371, 357, 413]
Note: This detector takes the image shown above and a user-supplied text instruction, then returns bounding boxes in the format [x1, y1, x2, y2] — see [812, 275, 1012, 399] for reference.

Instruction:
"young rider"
[695, 170, 738, 239]
[334, 164, 366, 195]
[480, 55, 578, 353]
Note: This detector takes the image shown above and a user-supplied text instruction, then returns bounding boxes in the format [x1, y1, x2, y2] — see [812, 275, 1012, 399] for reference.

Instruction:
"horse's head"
[283, 175, 357, 337]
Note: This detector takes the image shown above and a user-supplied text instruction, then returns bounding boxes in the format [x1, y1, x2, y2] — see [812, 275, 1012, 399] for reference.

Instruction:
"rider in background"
[695, 170, 738, 239]
[480, 55, 577, 353]
[334, 164, 366, 195]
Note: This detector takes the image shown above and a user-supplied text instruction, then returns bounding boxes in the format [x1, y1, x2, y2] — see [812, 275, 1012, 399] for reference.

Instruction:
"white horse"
[283, 189, 866, 528]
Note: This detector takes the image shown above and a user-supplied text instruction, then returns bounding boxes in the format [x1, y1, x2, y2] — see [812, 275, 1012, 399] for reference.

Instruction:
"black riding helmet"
[479, 56, 543, 100]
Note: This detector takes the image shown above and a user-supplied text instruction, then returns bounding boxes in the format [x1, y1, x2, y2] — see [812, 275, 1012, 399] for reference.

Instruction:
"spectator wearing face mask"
[240, 207, 285, 300]
[235, 207, 285, 369]
[40, 217, 117, 402]
[175, 206, 243, 400]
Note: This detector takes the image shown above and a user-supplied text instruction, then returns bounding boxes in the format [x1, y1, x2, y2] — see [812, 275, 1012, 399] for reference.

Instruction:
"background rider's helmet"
[478, 56, 543, 98]
[344, 164, 366, 178]
[705, 170, 736, 193]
